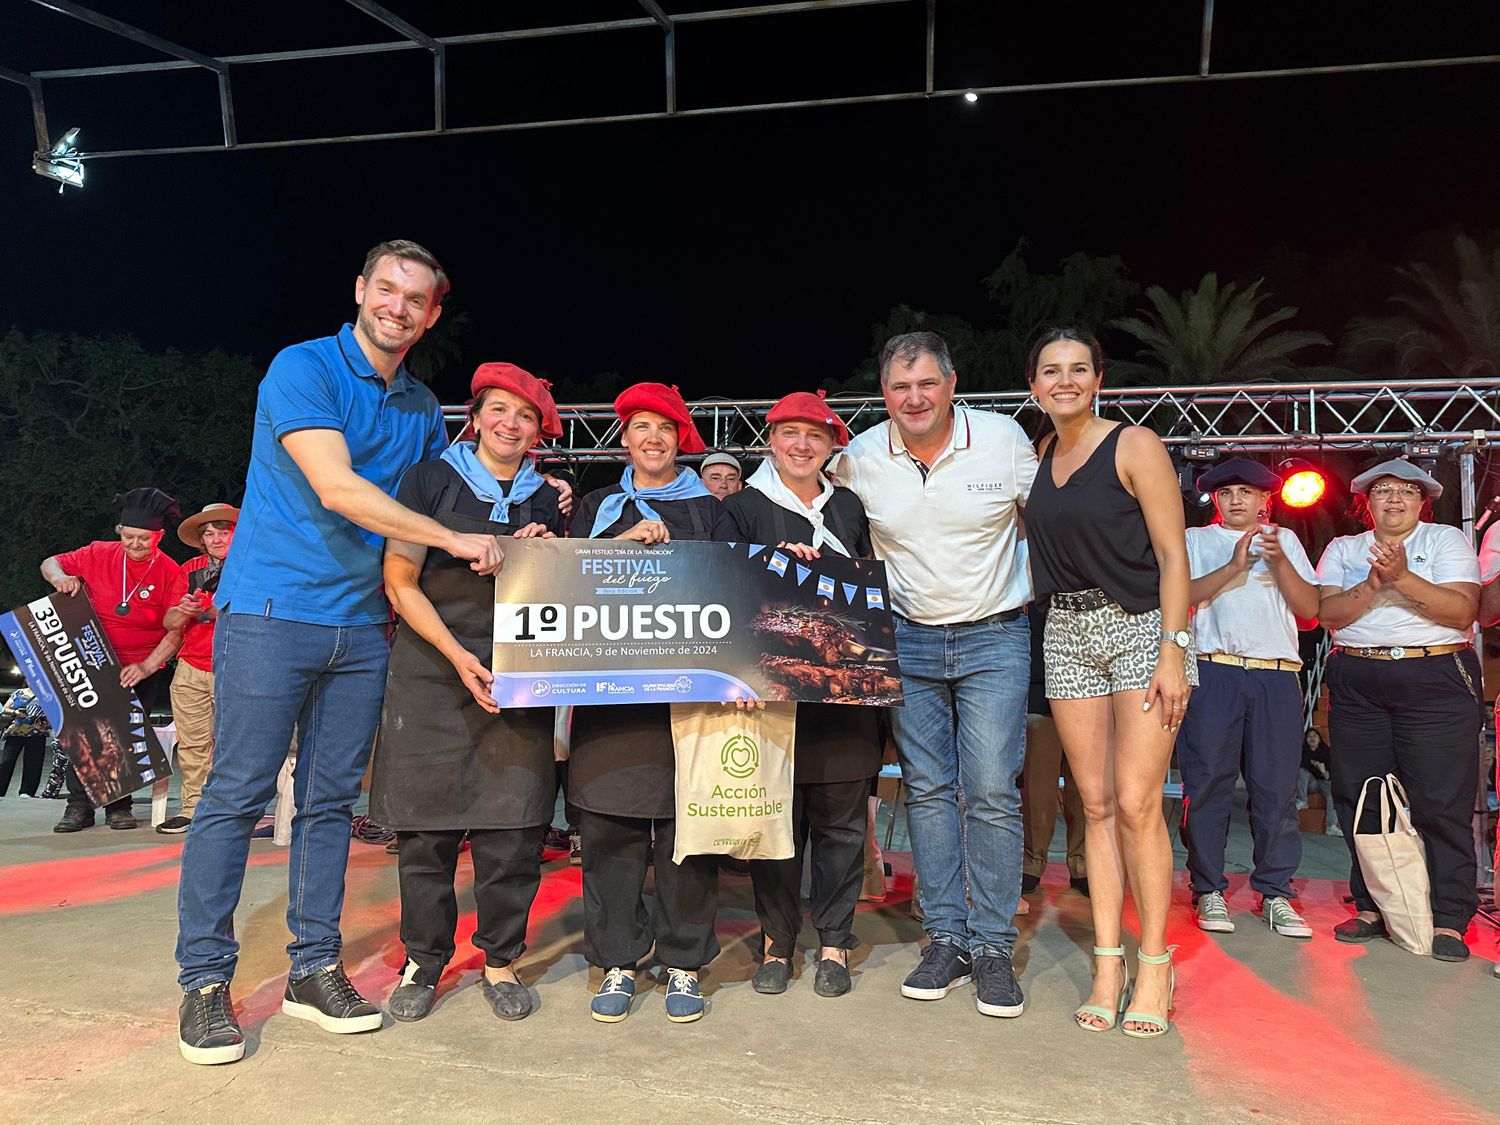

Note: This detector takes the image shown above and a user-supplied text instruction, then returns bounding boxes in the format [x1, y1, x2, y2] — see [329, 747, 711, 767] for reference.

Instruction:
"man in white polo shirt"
[833, 330, 1037, 1019]
[1175, 459, 1320, 942]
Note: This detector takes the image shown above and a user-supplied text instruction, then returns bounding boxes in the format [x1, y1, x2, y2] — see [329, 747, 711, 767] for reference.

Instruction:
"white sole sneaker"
[178, 1036, 245, 1065]
[280, 998, 383, 1033]
[1196, 916, 1235, 933]
[900, 973, 972, 1000]
[976, 997, 1025, 1017]
[1265, 916, 1313, 939]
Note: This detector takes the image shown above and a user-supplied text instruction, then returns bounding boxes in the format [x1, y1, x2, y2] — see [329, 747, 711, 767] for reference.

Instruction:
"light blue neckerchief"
[588, 466, 710, 538]
[439, 441, 545, 524]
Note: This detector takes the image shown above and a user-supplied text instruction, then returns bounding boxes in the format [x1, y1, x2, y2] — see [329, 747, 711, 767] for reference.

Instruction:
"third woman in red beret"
[568, 382, 737, 1024]
[724, 391, 882, 998]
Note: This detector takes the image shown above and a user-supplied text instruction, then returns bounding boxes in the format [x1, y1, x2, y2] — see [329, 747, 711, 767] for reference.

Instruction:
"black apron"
[370, 489, 554, 831]
[568, 494, 716, 820]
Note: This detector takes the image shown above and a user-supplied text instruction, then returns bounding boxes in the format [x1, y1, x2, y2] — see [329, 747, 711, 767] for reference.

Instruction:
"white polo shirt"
[1315, 522, 1479, 648]
[1186, 524, 1318, 662]
[832, 407, 1037, 625]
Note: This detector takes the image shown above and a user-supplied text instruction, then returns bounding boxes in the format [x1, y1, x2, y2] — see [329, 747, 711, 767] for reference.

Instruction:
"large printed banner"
[0, 593, 171, 806]
[491, 539, 903, 708]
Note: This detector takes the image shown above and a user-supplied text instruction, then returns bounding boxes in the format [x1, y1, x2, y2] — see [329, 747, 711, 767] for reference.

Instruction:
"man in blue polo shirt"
[175, 240, 506, 1066]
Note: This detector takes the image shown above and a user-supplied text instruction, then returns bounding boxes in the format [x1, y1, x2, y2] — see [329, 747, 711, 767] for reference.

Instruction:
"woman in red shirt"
[40, 487, 187, 832]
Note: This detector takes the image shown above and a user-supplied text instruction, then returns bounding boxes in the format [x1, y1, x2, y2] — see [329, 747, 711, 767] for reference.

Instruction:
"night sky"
[5, 1, 1500, 404]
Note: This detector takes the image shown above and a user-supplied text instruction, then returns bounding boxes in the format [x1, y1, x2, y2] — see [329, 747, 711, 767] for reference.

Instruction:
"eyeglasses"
[1368, 483, 1424, 499]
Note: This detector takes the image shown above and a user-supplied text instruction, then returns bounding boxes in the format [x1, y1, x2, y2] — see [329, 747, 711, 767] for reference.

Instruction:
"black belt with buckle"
[894, 608, 1022, 629]
[1050, 589, 1114, 612]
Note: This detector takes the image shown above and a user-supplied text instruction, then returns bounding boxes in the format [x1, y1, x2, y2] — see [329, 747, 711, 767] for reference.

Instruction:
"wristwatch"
[1161, 629, 1191, 649]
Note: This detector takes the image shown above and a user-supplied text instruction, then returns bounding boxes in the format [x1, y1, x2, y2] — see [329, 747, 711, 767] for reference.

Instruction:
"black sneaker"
[974, 952, 1025, 1017]
[386, 961, 436, 1023]
[178, 983, 245, 1065]
[53, 806, 94, 833]
[1432, 934, 1471, 962]
[1020, 872, 1041, 894]
[282, 963, 383, 1033]
[899, 941, 972, 1000]
[156, 815, 192, 835]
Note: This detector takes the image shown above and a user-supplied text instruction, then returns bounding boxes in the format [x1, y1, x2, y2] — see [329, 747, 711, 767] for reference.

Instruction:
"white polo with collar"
[833, 406, 1038, 626]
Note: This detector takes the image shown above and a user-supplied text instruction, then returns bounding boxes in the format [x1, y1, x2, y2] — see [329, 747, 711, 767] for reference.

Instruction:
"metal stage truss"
[3, 0, 1500, 163]
[459, 375, 1500, 526]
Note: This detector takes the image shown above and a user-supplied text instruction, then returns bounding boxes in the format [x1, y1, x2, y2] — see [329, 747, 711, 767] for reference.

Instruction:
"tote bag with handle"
[669, 702, 796, 864]
[1352, 773, 1433, 956]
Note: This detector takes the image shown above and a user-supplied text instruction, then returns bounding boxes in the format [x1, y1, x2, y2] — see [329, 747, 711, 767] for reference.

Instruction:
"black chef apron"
[370, 494, 554, 831]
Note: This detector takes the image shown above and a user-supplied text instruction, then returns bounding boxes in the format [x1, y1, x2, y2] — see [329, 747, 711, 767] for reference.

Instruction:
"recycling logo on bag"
[720, 733, 759, 779]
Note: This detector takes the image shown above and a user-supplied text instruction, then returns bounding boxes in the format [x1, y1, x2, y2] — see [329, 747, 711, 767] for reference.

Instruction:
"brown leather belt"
[1201, 653, 1301, 672]
[1334, 643, 1471, 661]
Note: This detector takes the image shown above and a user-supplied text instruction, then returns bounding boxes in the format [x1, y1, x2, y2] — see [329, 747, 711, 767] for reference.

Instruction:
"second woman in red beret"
[568, 382, 736, 1025]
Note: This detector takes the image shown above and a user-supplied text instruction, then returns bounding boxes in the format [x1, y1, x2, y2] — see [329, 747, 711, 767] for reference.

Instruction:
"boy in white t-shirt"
[1176, 459, 1321, 940]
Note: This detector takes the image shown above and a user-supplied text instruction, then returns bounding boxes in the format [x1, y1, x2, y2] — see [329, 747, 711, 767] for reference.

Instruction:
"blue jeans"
[175, 614, 389, 990]
[891, 613, 1029, 956]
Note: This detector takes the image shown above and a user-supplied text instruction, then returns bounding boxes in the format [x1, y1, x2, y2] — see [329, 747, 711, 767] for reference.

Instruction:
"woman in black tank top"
[1023, 328, 1194, 1041]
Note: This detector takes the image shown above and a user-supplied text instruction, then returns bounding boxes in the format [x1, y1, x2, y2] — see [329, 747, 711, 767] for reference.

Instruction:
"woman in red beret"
[723, 391, 882, 998]
[371, 362, 566, 1025]
[568, 382, 736, 1025]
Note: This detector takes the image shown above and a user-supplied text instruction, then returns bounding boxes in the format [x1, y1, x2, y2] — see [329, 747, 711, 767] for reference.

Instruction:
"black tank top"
[1026, 424, 1161, 614]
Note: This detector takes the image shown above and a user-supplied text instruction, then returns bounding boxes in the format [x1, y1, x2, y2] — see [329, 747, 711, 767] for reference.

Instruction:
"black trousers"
[579, 810, 720, 971]
[1326, 648, 1483, 931]
[750, 778, 868, 957]
[397, 824, 548, 986]
[65, 668, 165, 815]
[0, 733, 47, 796]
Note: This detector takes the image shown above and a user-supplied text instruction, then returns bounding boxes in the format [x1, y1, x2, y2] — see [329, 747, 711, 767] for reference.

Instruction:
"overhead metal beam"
[925, 0, 935, 95]
[638, 0, 677, 114]
[27, 0, 239, 147]
[27, 0, 226, 74]
[70, 50, 1500, 161]
[1200, 0, 1216, 78]
[0, 64, 51, 153]
[29, 1, 906, 78]
[342, 0, 444, 131]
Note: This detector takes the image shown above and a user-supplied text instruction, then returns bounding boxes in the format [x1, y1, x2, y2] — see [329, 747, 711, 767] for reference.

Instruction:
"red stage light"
[1282, 469, 1327, 508]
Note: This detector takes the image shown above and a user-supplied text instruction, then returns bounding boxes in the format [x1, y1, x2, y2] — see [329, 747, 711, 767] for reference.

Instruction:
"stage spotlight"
[1278, 458, 1328, 509]
[33, 126, 84, 193]
[964, 91, 979, 103]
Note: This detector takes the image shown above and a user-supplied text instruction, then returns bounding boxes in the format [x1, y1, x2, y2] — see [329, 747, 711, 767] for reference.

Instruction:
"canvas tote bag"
[669, 702, 796, 864]
[1352, 773, 1434, 956]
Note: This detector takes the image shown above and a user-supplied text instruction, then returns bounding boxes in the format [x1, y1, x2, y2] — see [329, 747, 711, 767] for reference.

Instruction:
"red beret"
[766, 390, 850, 447]
[614, 382, 706, 454]
[469, 362, 563, 441]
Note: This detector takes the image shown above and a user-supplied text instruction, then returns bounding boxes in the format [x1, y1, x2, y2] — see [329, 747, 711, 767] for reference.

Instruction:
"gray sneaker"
[1262, 896, 1313, 938]
[1195, 890, 1235, 933]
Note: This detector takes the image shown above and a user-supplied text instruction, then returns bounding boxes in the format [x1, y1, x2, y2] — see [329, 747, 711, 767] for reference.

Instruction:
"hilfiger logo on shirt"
[967, 482, 1007, 493]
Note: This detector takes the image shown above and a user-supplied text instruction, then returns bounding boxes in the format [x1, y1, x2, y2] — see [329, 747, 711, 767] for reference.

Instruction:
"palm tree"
[1111, 274, 1329, 384]
[1343, 233, 1500, 378]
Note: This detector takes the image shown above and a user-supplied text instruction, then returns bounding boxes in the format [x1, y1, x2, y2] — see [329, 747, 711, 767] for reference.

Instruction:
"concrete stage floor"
[2, 792, 1497, 1125]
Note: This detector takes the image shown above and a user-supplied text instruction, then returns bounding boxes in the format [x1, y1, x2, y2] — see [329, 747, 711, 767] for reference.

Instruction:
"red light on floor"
[1282, 470, 1327, 508]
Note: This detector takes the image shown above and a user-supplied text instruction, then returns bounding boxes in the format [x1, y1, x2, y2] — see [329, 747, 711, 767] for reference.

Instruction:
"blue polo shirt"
[216, 323, 447, 626]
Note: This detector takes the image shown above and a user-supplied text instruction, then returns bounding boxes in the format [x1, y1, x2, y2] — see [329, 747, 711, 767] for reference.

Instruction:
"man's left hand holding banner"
[1, 593, 171, 806]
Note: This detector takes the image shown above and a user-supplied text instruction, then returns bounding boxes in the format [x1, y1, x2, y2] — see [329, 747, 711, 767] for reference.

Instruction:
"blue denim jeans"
[175, 614, 389, 990]
[891, 613, 1029, 956]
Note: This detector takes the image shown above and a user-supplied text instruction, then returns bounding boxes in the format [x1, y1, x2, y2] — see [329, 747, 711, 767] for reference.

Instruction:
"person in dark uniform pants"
[723, 390, 883, 998]
[1175, 459, 1320, 940]
[1317, 458, 1482, 962]
[372, 363, 567, 1023]
[569, 382, 738, 1024]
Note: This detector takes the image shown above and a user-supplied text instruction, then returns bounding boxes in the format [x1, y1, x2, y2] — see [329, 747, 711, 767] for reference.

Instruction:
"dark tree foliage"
[0, 329, 259, 611]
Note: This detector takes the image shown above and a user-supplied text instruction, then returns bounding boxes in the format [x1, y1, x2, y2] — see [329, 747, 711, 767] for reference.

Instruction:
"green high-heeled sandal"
[1121, 945, 1177, 1039]
[1073, 946, 1129, 1033]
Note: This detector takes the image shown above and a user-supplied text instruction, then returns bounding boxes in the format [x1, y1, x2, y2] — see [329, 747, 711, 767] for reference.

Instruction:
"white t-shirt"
[1186, 523, 1318, 661]
[1315, 522, 1480, 648]
[1477, 522, 1500, 583]
[832, 407, 1038, 625]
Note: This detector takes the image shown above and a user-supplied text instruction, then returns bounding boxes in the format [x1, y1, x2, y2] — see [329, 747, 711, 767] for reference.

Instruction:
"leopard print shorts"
[1043, 596, 1199, 699]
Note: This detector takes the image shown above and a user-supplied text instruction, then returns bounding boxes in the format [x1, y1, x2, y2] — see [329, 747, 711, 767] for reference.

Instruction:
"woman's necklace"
[116, 550, 158, 616]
